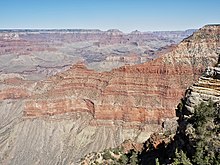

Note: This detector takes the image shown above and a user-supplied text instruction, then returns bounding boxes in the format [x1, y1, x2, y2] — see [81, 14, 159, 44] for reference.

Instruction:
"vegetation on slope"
[80, 99, 220, 165]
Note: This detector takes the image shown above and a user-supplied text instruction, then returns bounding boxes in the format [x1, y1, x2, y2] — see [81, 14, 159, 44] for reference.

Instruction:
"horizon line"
[0, 27, 198, 33]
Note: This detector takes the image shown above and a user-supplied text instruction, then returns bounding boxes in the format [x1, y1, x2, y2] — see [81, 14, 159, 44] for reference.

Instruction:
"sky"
[0, 0, 219, 32]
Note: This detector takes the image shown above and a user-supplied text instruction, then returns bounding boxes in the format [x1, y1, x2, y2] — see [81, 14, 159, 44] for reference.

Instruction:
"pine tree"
[129, 151, 139, 165]
[172, 149, 192, 165]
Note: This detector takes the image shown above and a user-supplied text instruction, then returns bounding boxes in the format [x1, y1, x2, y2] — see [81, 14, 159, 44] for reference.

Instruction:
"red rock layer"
[0, 88, 29, 100]
[22, 61, 202, 122]
[0, 39, 57, 55]
[0, 76, 32, 100]
[24, 25, 220, 124]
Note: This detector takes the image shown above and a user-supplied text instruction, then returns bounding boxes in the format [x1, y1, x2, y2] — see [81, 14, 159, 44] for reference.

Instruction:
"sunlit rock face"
[25, 25, 220, 123]
[0, 25, 219, 164]
[0, 28, 195, 79]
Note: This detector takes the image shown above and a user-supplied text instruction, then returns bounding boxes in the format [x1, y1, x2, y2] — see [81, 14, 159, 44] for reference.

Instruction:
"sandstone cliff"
[182, 62, 220, 115]
[80, 33, 220, 165]
[0, 25, 219, 165]
[24, 25, 220, 125]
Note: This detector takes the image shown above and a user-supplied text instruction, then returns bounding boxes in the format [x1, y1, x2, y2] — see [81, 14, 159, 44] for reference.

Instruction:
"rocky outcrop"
[182, 64, 220, 115]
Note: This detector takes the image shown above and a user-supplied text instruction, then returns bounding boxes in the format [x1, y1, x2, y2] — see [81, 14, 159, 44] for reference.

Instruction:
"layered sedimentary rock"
[0, 29, 195, 78]
[183, 63, 220, 114]
[0, 25, 219, 165]
[0, 73, 33, 99]
[80, 54, 220, 165]
[24, 25, 220, 125]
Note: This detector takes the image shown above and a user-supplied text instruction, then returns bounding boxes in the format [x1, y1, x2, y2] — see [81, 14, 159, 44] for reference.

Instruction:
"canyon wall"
[0, 29, 195, 78]
[24, 25, 220, 125]
[0, 25, 219, 165]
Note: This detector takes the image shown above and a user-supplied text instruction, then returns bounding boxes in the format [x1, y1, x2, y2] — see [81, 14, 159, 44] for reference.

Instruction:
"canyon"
[24, 25, 219, 124]
[81, 48, 220, 165]
[0, 25, 219, 164]
[0, 29, 195, 79]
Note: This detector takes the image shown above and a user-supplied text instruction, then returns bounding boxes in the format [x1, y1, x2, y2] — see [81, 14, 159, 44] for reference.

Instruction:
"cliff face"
[79, 28, 220, 165]
[80, 66, 220, 165]
[182, 63, 220, 115]
[0, 25, 219, 165]
[163, 25, 219, 66]
[24, 25, 220, 125]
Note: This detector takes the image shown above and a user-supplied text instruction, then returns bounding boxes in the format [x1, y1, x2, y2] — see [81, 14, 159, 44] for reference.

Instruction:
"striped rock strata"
[24, 25, 220, 125]
[0, 25, 219, 165]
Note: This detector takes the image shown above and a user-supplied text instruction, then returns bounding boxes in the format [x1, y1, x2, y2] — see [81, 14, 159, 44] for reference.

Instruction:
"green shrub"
[102, 150, 112, 160]
[172, 149, 192, 165]
[190, 100, 220, 165]
[112, 147, 120, 155]
[129, 151, 139, 165]
[118, 154, 128, 164]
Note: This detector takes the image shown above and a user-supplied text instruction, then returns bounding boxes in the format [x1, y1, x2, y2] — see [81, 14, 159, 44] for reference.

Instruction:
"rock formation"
[0, 28, 195, 78]
[182, 64, 220, 115]
[0, 25, 219, 165]
[24, 25, 220, 125]
[79, 27, 220, 165]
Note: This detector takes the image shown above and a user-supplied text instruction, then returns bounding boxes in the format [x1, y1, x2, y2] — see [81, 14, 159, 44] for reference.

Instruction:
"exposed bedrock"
[24, 25, 220, 124]
[0, 25, 219, 164]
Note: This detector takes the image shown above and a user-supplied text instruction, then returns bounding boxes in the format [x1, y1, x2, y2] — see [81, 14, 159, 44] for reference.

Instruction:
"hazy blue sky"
[0, 0, 219, 32]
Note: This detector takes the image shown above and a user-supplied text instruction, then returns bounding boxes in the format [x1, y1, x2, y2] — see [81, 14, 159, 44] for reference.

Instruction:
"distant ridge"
[0, 28, 198, 34]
